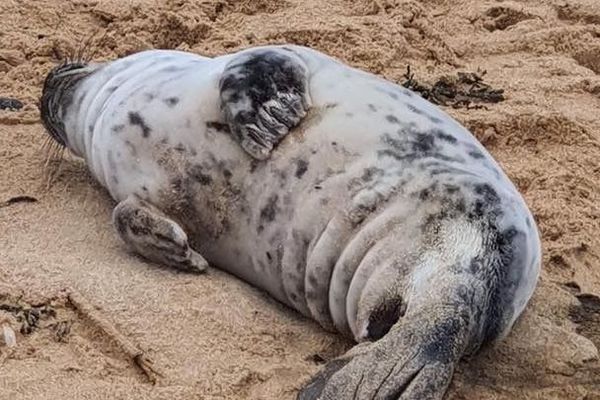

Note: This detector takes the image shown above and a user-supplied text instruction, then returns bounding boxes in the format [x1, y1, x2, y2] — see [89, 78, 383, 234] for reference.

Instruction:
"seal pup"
[40, 45, 542, 400]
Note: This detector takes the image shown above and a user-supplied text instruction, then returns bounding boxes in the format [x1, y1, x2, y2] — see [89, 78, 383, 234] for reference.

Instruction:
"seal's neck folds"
[40, 62, 98, 156]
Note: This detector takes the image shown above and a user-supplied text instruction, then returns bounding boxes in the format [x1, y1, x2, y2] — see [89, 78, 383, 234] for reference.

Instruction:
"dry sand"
[1, 0, 600, 399]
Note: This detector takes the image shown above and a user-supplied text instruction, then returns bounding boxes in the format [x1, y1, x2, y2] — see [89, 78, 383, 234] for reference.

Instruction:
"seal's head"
[40, 62, 96, 148]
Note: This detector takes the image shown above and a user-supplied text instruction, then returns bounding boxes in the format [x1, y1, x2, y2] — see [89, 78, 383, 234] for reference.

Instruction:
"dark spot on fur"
[189, 165, 212, 185]
[469, 150, 485, 159]
[223, 169, 232, 180]
[144, 93, 156, 102]
[160, 65, 182, 73]
[367, 297, 405, 340]
[296, 159, 309, 178]
[164, 97, 179, 107]
[227, 91, 242, 103]
[471, 183, 501, 218]
[406, 103, 423, 115]
[206, 121, 231, 133]
[387, 90, 399, 100]
[445, 184, 460, 194]
[377, 125, 467, 166]
[361, 167, 383, 182]
[174, 143, 186, 152]
[405, 103, 444, 124]
[470, 259, 481, 273]
[260, 194, 279, 223]
[402, 89, 414, 97]
[142, 186, 148, 192]
[266, 251, 272, 262]
[430, 166, 469, 176]
[314, 185, 322, 190]
[413, 132, 435, 152]
[386, 115, 400, 124]
[368, 104, 377, 112]
[434, 129, 457, 144]
[128, 112, 151, 138]
[376, 86, 406, 102]
[107, 86, 118, 94]
[474, 183, 500, 207]
[249, 159, 260, 173]
[112, 124, 125, 133]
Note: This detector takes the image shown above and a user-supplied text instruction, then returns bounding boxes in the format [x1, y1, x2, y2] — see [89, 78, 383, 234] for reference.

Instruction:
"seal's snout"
[40, 61, 94, 148]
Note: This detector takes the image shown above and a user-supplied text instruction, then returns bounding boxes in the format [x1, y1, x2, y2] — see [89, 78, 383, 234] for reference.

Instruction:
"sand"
[1, 0, 599, 399]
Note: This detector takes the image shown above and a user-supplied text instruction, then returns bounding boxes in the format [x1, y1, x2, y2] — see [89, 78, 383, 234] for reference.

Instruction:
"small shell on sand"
[2, 324, 17, 347]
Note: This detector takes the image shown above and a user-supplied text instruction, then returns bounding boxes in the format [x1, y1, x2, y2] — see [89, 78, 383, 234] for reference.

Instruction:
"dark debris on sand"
[0, 195, 38, 208]
[402, 66, 505, 109]
[0, 97, 23, 111]
[0, 299, 57, 335]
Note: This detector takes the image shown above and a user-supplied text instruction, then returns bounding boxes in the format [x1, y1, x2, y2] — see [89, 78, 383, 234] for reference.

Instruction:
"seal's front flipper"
[112, 196, 208, 273]
[298, 307, 470, 400]
[219, 48, 311, 160]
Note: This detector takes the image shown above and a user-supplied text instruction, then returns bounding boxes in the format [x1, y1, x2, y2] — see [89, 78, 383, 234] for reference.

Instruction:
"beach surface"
[1, 0, 599, 398]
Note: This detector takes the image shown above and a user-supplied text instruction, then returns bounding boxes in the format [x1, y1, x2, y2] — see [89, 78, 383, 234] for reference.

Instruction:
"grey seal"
[40, 45, 541, 400]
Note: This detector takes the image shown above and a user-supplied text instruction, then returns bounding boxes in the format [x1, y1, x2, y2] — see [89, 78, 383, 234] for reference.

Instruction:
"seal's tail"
[298, 280, 477, 400]
[298, 253, 535, 400]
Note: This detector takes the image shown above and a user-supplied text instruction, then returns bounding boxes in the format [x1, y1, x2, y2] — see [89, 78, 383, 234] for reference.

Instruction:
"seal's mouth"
[39, 61, 95, 148]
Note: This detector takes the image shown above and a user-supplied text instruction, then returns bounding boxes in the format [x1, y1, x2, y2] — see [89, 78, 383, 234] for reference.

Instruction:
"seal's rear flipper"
[298, 306, 471, 400]
[112, 195, 208, 273]
[219, 48, 311, 160]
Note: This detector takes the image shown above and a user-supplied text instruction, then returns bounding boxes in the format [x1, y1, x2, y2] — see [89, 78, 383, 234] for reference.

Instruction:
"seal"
[40, 45, 542, 400]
